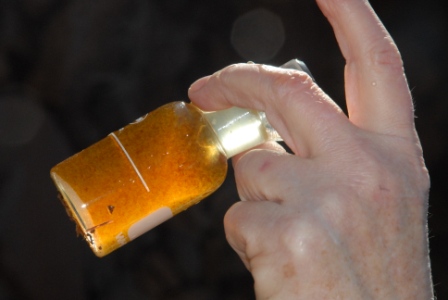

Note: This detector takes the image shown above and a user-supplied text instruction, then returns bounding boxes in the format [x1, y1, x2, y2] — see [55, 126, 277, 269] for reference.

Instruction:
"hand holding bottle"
[188, 0, 433, 298]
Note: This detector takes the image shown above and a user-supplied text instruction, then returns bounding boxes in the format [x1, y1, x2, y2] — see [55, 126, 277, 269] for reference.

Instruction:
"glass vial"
[51, 102, 281, 257]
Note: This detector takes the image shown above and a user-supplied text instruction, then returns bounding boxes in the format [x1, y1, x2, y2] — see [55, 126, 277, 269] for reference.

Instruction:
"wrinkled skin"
[189, 0, 433, 299]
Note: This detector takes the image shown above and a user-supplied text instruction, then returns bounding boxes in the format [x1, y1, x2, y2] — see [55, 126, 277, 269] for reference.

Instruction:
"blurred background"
[0, 0, 446, 299]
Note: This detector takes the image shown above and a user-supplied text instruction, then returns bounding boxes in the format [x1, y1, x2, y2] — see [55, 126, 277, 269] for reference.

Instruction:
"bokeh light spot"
[231, 8, 285, 62]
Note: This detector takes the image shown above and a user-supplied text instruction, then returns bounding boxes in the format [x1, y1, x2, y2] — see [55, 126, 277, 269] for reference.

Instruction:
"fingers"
[224, 200, 286, 267]
[232, 148, 313, 205]
[189, 64, 352, 157]
[317, 0, 415, 137]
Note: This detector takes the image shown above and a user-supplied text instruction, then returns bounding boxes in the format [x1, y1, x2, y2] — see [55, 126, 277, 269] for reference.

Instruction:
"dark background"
[0, 0, 446, 299]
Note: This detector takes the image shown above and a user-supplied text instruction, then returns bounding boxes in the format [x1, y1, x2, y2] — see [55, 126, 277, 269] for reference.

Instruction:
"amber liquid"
[51, 102, 228, 257]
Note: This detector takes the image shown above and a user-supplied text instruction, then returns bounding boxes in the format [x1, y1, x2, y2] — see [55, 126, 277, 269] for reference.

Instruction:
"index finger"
[188, 64, 352, 157]
[317, 0, 415, 137]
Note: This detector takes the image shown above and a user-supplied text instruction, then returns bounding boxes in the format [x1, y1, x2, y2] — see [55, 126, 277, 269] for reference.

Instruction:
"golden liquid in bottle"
[51, 102, 227, 257]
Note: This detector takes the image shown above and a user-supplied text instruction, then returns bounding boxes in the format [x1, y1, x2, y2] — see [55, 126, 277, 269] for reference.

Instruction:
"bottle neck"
[202, 106, 281, 158]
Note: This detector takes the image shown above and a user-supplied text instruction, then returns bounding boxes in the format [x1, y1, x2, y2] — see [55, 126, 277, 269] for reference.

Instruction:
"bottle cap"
[203, 107, 279, 158]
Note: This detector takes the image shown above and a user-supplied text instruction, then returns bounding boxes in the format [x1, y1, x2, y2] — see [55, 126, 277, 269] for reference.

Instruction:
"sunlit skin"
[188, 0, 433, 298]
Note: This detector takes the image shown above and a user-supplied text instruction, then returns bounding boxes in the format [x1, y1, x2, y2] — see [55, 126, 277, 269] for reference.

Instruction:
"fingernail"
[189, 76, 209, 93]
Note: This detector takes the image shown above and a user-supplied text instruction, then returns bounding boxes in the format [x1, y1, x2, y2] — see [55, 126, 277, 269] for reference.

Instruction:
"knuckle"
[269, 69, 315, 105]
[223, 201, 243, 229]
[234, 150, 272, 188]
[276, 215, 326, 257]
[367, 36, 404, 73]
[214, 63, 241, 86]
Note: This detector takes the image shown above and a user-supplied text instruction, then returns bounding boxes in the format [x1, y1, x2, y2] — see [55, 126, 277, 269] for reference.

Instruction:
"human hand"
[188, 0, 433, 298]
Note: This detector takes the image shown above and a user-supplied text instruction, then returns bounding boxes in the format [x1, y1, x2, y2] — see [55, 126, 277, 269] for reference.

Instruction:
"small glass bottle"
[51, 59, 312, 257]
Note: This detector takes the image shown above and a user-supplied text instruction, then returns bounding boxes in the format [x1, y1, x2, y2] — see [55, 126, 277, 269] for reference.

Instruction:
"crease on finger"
[233, 149, 309, 205]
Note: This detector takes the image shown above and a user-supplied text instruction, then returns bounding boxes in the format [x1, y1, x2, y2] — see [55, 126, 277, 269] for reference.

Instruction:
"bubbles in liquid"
[51, 102, 227, 256]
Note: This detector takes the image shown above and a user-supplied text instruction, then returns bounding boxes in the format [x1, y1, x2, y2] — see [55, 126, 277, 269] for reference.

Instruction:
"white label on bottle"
[127, 207, 173, 240]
